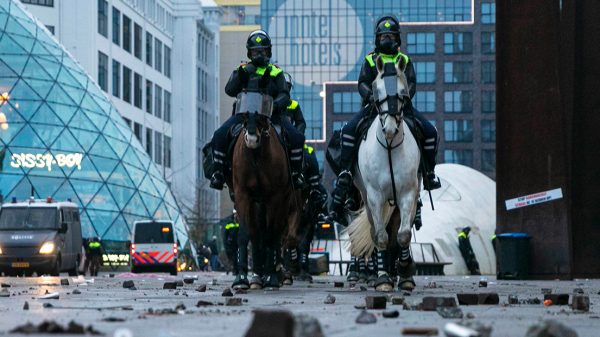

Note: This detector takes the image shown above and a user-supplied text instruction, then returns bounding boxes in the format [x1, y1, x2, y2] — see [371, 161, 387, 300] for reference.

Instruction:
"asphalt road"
[0, 272, 598, 337]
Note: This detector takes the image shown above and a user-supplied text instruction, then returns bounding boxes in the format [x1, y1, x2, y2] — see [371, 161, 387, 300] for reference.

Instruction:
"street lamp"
[0, 92, 10, 130]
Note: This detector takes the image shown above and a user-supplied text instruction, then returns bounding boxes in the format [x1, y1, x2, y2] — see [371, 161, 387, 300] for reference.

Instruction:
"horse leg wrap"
[399, 246, 412, 264]
[368, 251, 377, 274]
[358, 257, 367, 272]
[376, 249, 389, 277]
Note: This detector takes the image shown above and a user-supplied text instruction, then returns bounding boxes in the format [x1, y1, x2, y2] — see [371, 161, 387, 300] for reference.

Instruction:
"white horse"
[347, 55, 421, 292]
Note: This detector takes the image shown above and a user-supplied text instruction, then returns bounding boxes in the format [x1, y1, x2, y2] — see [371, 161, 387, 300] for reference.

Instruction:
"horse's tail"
[346, 203, 395, 258]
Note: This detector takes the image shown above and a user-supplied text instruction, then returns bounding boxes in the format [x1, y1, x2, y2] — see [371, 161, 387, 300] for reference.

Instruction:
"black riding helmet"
[246, 30, 272, 66]
[374, 15, 401, 54]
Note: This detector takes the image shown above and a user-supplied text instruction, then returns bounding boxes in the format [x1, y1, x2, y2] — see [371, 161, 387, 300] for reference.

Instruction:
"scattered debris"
[334, 282, 344, 288]
[10, 320, 102, 335]
[355, 310, 377, 324]
[163, 282, 177, 290]
[422, 296, 457, 311]
[1, 283, 11, 288]
[60, 278, 69, 286]
[544, 299, 553, 307]
[72, 289, 81, 295]
[294, 314, 324, 337]
[43, 303, 53, 308]
[146, 308, 179, 316]
[508, 295, 519, 304]
[23, 301, 29, 310]
[544, 294, 569, 305]
[572, 295, 590, 312]
[196, 300, 214, 307]
[401, 327, 438, 336]
[541, 288, 553, 295]
[365, 296, 387, 309]
[456, 293, 499, 305]
[573, 288, 584, 294]
[109, 273, 115, 278]
[478, 281, 488, 288]
[324, 294, 336, 304]
[226, 298, 242, 306]
[122, 280, 135, 289]
[222, 288, 233, 297]
[391, 296, 405, 305]
[39, 292, 60, 300]
[465, 312, 475, 319]
[245, 310, 295, 337]
[183, 277, 195, 284]
[444, 322, 479, 337]
[437, 307, 464, 319]
[382, 310, 399, 318]
[0, 288, 9, 297]
[175, 303, 186, 311]
[196, 284, 207, 292]
[211, 279, 218, 286]
[525, 319, 578, 337]
[102, 317, 125, 322]
[523, 298, 542, 305]
[354, 305, 366, 310]
[176, 280, 184, 287]
[425, 281, 438, 289]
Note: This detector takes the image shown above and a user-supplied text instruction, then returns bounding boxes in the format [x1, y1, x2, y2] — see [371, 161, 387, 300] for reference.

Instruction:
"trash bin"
[496, 232, 531, 280]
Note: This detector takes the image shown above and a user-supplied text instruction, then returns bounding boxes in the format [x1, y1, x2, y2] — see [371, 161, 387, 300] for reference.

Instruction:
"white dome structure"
[414, 164, 496, 275]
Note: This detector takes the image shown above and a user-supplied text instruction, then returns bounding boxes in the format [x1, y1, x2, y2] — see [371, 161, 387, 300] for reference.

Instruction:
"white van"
[130, 220, 177, 275]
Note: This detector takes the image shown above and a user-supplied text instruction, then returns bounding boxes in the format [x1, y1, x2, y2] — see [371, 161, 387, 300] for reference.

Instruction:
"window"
[481, 120, 496, 142]
[413, 91, 436, 113]
[134, 122, 143, 142]
[97, 52, 108, 92]
[414, 62, 436, 84]
[481, 3, 496, 24]
[134, 23, 142, 59]
[481, 61, 496, 84]
[134, 73, 142, 108]
[112, 7, 120, 45]
[154, 132, 162, 165]
[146, 32, 153, 66]
[154, 38, 163, 72]
[444, 149, 473, 166]
[444, 32, 473, 54]
[481, 32, 495, 54]
[406, 33, 435, 55]
[164, 46, 171, 78]
[45, 25, 55, 34]
[123, 66, 132, 103]
[146, 128, 153, 159]
[164, 91, 171, 123]
[444, 91, 472, 113]
[164, 136, 171, 168]
[332, 92, 361, 114]
[112, 60, 120, 98]
[21, 0, 54, 6]
[481, 150, 495, 172]
[97, 0, 108, 37]
[154, 85, 162, 118]
[145, 80, 153, 114]
[444, 120, 473, 142]
[444, 62, 472, 83]
[122, 15, 132, 53]
[481, 90, 496, 113]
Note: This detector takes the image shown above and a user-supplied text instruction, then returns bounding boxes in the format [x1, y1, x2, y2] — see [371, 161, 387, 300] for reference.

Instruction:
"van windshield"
[0, 207, 58, 230]
[134, 222, 174, 243]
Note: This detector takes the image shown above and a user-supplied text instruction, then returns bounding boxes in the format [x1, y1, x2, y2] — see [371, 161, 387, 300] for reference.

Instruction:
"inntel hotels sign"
[270, 0, 364, 86]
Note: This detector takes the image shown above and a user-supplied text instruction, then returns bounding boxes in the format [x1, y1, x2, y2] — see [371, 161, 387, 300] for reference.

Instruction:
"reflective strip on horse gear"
[214, 158, 224, 164]
[288, 100, 299, 110]
[225, 223, 239, 230]
[244, 64, 283, 77]
[424, 145, 435, 150]
[342, 141, 354, 146]
[291, 155, 303, 161]
[458, 232, 468, 239]
[304, 144, 314, 154]
[365, 52, 409, 67]
[308, 175, 320, 181]
[214, 150, 227, 157]
[342, 134, 355, 140]
[425, 138, 436, 143]
[291, 148, 303, 153]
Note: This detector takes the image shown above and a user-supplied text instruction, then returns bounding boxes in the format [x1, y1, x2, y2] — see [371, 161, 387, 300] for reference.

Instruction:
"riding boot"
[210, 151, 227, 190]
[328, 170, 352, 226]
[413, 198, 423, 231]
[422, 138, 441, 190]
[290, 148, 305, 189]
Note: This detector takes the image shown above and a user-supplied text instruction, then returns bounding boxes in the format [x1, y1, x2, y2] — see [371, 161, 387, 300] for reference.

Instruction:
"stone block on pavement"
[365, 296, 386, 309]
[571, 295, 590, 312]
[122, 280, 134, 289]
[544, 294, 570, 306]
[244, 310, 295, 337]
[163, 282, 177, 290]
[525, 319, 578, 337]
[422, 296, 457, 311]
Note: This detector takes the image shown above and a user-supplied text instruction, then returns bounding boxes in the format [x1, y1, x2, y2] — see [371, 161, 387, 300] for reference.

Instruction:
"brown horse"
[231, 107, 302, 289]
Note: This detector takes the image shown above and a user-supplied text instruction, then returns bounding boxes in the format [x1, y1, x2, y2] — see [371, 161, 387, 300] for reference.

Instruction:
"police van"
[130, 220, 178, 275]
[0, 197, 82, 276]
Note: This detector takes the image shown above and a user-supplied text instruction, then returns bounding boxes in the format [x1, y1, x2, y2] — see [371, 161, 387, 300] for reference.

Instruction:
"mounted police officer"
[210, 30, 305, 190]
[329, 15, 441, 223]
[282, 72, 307, 135]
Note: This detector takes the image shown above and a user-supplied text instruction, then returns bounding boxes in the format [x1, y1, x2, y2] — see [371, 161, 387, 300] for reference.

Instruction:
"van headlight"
[39, 242, 55, 254]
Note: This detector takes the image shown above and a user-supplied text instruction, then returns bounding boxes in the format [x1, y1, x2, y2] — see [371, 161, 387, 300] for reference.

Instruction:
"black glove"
[237, 65, 249, 84]
[245, 63, 257, 74]
[258, 65, 271, 89]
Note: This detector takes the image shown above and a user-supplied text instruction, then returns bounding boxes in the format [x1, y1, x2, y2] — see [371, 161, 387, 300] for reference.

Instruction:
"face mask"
[380, 38, 398, 54]
[251, 55, 269, 67]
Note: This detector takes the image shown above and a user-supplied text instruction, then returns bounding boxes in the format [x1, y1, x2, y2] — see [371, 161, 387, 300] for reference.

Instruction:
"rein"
[374, 105, 404, 208]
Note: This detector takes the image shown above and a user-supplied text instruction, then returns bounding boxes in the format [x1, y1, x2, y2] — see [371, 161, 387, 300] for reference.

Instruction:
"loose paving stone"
[478, 293, 500, 305]
[437, 307, 463, 319]
[354, 304, 366, 310]
[60, 278, 69, 286]
[355, 310, 377, 324]
[365, 296, 386, 309]
[479, 280, 488, 287]
[245, 310, 295, 337]
[222, 288, 233, 297]
[571, 295, 590, 312]
[175, 303, 186, 311]
[0, 288, 10, 297]
[163, 282, 177, 290]
[508, 295, 519, 304]
[225, 298, 242, 306]
[196, 300, 214, 307]
[102, 317, 125, 322]
[391, 296, 405, 305]
[457, 293, 479, 305]
[23, 301, 29, 310]
[72, 289, 81, 295]
[293, 314, 324, 337]
[573, 288, 584, 294]
[422, 296, 457, 311]
[196, 284, 207, 292]
[183, 278, 195, 284]
[401, 327, 438, 335]
[525, 319, 578, 337]
[122, 280, 134, 289]
[10, 320, 102, 335]
[333, 282, 344, 288]
[176, 280, 184, 287]
[0, 283, 10, 288]
[457, 293, 499, 305]
[544, 294, 570, 305]
[382, 310, 399, 318]
[323, 294, 336, 304]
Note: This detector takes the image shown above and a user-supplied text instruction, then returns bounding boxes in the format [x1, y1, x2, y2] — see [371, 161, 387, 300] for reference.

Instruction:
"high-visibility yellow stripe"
[288, 100, 299, 110]
[304, 144, 314, 154]
[225, 223, 239, 230]
[458, 232, 468, 239]
[365, 52, 409, 67]
[245, 64, 282, 77]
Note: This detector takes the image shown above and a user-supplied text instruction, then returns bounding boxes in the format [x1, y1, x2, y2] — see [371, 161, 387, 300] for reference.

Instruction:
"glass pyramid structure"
[0, 0, 191, 253]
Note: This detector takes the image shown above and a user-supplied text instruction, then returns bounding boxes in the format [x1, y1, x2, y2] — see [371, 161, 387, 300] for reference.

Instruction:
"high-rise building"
[18, 0, 222, 226]
[0, 0, 193, 252]
[260, 0, 496, 189]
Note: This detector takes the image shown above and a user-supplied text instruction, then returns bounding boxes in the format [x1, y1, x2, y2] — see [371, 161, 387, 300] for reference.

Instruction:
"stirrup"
[337, 170, 353, 189]
[292, 172, 305, 189]
[210, 171, 225, 190]
[424, 172, 441, 190]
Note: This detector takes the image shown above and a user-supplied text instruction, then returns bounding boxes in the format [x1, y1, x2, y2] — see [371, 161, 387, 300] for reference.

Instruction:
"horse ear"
[375, 55, 385, 74]
[397, 56, 408, 73]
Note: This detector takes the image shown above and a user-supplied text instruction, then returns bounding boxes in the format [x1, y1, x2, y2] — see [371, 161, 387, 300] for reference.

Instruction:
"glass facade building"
[261, 0, 495, 186]
[0, 1, 190, 252]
